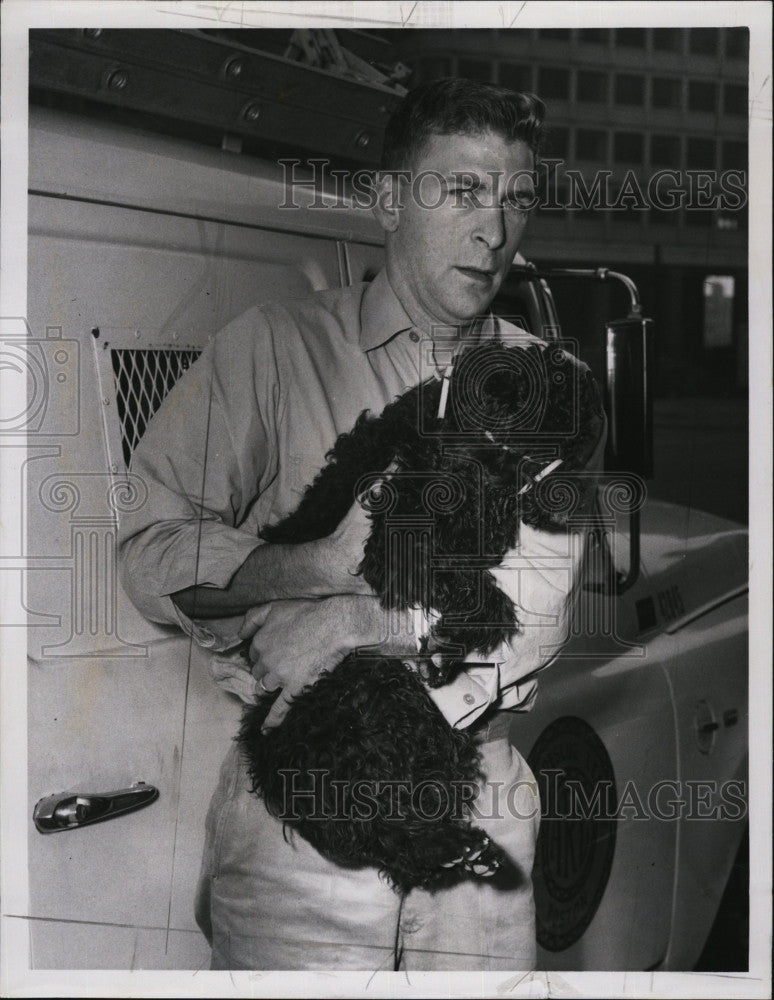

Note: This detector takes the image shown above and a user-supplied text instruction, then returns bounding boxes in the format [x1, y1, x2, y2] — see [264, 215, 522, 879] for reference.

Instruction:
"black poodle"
[238, 339, 604, 892]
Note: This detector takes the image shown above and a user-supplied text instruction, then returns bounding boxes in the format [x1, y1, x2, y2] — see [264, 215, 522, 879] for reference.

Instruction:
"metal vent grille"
[110, 348, 201, 467]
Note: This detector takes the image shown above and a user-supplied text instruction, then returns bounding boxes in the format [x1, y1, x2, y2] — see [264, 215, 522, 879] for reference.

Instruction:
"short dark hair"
[380, 78, 546, 171]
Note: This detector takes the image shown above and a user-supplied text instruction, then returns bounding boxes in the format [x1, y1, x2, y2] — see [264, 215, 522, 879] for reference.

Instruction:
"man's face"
[385, 129, 536, 330]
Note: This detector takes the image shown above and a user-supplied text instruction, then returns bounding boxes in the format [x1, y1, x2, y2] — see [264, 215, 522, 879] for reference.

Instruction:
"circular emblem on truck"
[527, 716, 617, 952]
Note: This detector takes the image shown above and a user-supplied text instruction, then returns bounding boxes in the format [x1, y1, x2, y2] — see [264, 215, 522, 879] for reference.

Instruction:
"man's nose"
[472, 206, 507, 250]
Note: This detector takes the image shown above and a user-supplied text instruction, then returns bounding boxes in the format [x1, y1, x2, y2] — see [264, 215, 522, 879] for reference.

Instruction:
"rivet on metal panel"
[104, 69, 129, 92]
[242, 101, 261, 123]
[223, 56, 244, 79]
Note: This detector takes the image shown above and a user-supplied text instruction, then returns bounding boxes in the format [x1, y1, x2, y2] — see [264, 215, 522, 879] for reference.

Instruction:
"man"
[118, 78, 605, 971]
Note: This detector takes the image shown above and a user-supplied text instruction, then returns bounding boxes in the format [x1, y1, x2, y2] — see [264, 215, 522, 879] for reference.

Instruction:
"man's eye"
[504, 196, 534, 213]
[452, 187, 479, 205]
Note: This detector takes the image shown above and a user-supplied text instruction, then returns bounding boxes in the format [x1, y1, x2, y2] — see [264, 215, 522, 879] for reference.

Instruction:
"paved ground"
[649, 397, 749, 525]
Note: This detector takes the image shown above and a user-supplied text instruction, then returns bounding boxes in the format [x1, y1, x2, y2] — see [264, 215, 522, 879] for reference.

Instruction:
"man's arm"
[118, 307, 375, 636]
[170, 495, 373, 619]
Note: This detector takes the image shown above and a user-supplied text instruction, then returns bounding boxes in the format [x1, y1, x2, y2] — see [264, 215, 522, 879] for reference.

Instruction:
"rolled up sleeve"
[117, 308, 279, 636]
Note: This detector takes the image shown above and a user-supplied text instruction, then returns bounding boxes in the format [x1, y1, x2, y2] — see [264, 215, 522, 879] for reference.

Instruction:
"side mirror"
[506, 264, 653, 596]
[604, 315, 654, 479]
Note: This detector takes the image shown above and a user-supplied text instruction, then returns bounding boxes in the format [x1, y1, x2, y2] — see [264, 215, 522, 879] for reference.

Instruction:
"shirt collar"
[359, 268, 413, 351]
[359, 268, 500, 353]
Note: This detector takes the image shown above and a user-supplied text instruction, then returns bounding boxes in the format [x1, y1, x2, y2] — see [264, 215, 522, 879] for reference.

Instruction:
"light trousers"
[195, 715, 540, 971]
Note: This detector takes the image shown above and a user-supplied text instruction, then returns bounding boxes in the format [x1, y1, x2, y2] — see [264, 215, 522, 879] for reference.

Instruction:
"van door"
[24, 107, 345, 969]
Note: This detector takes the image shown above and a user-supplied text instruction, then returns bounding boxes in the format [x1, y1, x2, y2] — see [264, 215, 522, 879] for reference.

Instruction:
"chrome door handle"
[33, 781, 158, 833]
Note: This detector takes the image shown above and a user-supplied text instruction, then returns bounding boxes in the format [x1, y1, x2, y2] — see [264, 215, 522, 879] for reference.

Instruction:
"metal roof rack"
[29, 28, 409, 167]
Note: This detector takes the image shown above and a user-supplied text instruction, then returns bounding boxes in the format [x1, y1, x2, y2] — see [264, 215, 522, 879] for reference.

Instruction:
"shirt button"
[463, 693, 476, 705]
[409, 330, 420, 342]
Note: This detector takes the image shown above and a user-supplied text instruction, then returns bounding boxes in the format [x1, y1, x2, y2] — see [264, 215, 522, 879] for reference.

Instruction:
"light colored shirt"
[118, 270, 605, 728]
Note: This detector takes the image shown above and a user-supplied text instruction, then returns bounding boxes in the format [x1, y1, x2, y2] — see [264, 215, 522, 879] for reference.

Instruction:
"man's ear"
[372, 171, 407, 233]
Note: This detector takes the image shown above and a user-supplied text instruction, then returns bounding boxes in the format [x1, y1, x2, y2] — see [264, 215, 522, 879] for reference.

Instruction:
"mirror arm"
[514, 262, 649, 596]
[517, 265, 643, 316]
[615, 508, 641, 594]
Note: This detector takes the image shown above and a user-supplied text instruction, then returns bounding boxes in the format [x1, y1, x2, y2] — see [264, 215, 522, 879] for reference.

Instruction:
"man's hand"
[239, 596, 370, 729]
[312, 496, 375, 596]
[239, 593, 419, 729]
[310, 464, 398, 597]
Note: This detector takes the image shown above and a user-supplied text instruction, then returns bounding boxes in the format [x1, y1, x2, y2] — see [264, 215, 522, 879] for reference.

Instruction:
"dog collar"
[482, 430, 565, 492]
[437, 368, 452, 420]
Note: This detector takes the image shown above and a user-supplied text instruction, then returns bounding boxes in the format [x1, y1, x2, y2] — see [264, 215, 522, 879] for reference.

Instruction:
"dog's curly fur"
[238, 340, 604, 891]
[239, 656, 502, 893]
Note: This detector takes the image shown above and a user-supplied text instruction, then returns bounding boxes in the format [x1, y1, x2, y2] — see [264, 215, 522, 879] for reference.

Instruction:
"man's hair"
[380, 77, 546, 171]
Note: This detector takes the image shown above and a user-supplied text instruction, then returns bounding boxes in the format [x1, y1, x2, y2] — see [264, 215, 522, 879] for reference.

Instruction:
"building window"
[538, 29, 571, 41]
[498, 63, 532, 93]
[575, 203, 606, 224]
[615, 28, 646, 48]
[725, 27, 749, 59]
[538, 66, 570, 100]
[615, 74, 645, 106]
[686, 137, 717, 170]
[538, 183, 569, 219]
[457, 58, 491, 83]
[613, 132, 644, 163]
[419, 56, 451, 80]
[546, 126, 570, 160]
[577, 70, 608, 103]
[723, 83, 748, 117]
[722, 140, 747, 172]
[688, 80, 717, 113]
[685, 209, 714, 227]
[689, 28, 720, 56]
[718, 203, 748, 230]
[702, 276, 735, 348]
[648, 205, 680, 227]
[652, 28, 683, 52]
[577, 29, 610, 45]
[650, 134, 681, 167]
[576, 128, 607, 160]
[610, 204, 642, 224]
[652, 77, 682, 109]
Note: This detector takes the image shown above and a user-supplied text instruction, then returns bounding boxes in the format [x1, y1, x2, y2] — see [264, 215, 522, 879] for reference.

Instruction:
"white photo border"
[1, 2, 771, 997]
